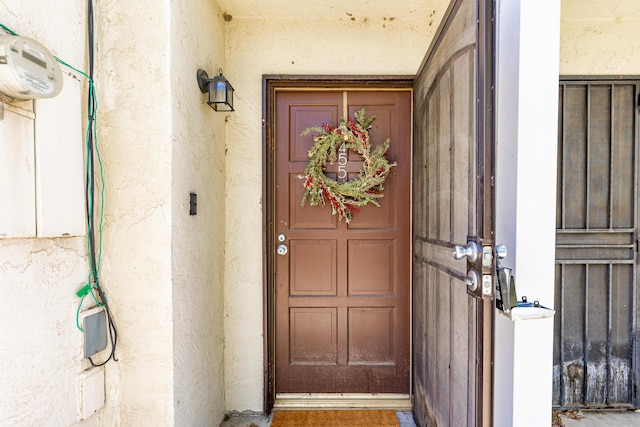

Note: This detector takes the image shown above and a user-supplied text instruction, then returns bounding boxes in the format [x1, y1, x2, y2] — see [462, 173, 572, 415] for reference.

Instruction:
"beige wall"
[560, 0, 640, 75]
[2, 0, 227, 425]
[97, 0, 227, 424]
[170, 0, 227, 425]
[222, 11, 446, 411]
[97, 1, 175, 424]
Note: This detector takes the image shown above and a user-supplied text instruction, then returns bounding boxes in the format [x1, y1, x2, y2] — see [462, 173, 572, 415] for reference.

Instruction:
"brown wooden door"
[273, 90, 411, 393]
[412, 0, 495, 425]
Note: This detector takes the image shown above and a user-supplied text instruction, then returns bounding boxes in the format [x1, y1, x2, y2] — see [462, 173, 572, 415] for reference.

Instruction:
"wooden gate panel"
[554, 81, 639, 408]
[412, 0, 491, 424]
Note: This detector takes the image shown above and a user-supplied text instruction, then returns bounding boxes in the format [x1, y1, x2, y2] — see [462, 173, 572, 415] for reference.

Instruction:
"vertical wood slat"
[586, 85, 591, 229]
[606, 263, 612, 406]
[583, 263, 589, 403]
[560, 84, 566, 230]
[609, 86, 615, 227]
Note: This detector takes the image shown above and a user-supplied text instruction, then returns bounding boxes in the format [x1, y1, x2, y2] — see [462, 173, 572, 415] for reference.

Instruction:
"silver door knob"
[277, 244, 288, 256]
[452, 241, 480, 263]
[465, 269, 479, 292]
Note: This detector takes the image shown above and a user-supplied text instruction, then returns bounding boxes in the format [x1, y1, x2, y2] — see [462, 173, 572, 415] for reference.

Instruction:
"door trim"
[273, 393, 412, 410]
[263, 77, 414, 413]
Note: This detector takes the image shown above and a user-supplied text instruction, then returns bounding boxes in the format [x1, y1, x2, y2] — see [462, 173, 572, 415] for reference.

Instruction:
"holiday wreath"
[300, 108, 396, 223]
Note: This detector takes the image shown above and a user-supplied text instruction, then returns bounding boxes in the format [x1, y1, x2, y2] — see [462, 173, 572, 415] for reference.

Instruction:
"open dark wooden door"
[412, 0, 495, 425]
[271, 89, 411, 396]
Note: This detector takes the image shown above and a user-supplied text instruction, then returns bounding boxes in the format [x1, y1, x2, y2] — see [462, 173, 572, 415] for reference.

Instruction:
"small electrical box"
[82, 307, 107, 358]
[0, 35, 63, 100]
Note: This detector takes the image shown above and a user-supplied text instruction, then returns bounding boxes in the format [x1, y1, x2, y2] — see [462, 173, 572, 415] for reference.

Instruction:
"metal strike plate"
[482, 245, 493, 268]
[482, 274, 492, 297]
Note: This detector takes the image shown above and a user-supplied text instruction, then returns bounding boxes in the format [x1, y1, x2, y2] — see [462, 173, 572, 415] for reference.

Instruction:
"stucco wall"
[97, 0, 229, 425]
[560, 0, 640, 74]
[1, 0, 228, 425]
[96, 0, 176, 423]
[222, 9, 447, 411]
[0, 1, 93, 426]
[170, 0, 227, 425]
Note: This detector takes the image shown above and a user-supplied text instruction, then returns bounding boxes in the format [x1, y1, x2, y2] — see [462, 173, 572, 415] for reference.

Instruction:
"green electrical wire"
[0, 23, 17, 36]
[76, 293, 88, 332]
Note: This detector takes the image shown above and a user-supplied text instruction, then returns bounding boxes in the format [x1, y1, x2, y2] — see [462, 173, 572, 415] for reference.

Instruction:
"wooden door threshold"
[273, 393, 412, 410]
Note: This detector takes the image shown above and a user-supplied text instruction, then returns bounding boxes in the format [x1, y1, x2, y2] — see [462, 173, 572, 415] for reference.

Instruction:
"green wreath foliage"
[300, 108, 396, 223]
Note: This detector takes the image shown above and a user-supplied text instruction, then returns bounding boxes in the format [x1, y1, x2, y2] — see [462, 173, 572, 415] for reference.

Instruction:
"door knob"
[452, 241, 480, 263]
[465, 269, 479, 292]
[277, 244, 288, 256]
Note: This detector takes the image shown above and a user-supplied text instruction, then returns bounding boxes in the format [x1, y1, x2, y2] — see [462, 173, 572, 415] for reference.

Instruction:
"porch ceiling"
[216, 0, 446, 20]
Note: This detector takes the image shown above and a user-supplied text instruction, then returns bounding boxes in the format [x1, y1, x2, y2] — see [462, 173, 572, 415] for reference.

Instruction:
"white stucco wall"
[97, 1, 175, 424]
[222, 7, 448, 411]
[560, 0, 640, 75]
[97, 0, 228, 425]
[0, 2, 94, 426]
[170, 1, 227, 425]
[3, 0, 229, 425]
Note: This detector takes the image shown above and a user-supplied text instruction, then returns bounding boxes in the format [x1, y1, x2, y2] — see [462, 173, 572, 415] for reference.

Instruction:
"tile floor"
[558, 410, 640, 427]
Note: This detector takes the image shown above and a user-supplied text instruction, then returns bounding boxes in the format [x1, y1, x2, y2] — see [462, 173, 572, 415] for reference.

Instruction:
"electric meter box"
[0, 35, 62, 100]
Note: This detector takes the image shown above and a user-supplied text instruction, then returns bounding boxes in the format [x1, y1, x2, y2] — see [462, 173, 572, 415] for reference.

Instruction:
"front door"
[272, 89, 411, 395]
[412, 0, 495, 425]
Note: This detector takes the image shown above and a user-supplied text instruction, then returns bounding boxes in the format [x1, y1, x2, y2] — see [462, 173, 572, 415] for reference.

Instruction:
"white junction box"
[80, 366, 105, 420]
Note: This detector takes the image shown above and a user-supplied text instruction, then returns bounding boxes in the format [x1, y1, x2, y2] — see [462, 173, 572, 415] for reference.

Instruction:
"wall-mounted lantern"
[196, 68, 234, 112]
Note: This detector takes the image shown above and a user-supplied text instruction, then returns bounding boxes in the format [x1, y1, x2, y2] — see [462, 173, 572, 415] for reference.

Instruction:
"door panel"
[274, 90, 411, 393]
[554, 80, 639, 409]
[413, 0, 494, 425]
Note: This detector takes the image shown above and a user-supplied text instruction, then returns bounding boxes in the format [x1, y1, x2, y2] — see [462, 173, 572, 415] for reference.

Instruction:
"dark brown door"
[273, 90, 411, 393]
[554, 80, 639, 409]
[412, 0, 495, 425]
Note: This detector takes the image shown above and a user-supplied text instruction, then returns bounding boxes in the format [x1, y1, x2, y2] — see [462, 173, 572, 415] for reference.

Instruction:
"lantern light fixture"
[197, 68, 234, 112]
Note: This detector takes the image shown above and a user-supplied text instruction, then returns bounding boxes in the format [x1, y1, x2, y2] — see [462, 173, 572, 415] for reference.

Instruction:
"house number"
[338, 143, 348, 183]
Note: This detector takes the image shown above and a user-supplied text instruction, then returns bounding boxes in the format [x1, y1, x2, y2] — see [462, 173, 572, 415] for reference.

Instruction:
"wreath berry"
[300, 108, 396, 223]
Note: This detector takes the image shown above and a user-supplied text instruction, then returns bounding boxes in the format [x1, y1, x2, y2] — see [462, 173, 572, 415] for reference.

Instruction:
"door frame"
[262, 77, 414, 412]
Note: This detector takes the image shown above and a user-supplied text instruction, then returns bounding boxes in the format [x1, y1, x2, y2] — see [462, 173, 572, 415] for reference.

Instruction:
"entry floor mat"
[270, 410, 400, 426]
